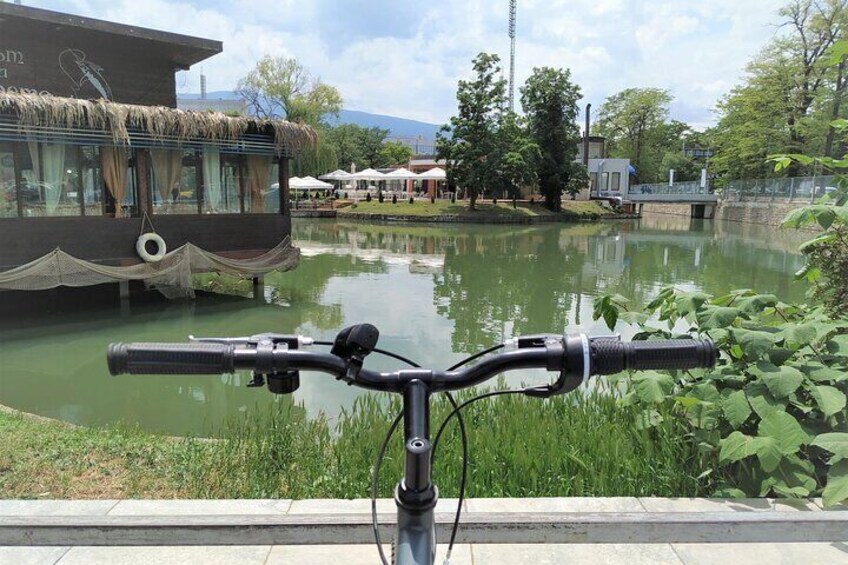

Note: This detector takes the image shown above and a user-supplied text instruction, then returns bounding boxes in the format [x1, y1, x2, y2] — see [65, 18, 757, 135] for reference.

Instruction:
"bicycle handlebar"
[107, 335, 716, 394]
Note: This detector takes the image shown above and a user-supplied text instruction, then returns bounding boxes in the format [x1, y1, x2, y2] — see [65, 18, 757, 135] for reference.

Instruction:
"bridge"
[594, 181, 718, 218]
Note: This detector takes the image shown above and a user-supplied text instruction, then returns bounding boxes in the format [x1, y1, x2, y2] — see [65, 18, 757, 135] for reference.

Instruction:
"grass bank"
[0, 388, 712, 500]
[336, 199, 613, 222]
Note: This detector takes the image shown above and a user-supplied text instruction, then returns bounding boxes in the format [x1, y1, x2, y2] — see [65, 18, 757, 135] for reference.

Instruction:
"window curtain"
[246, 155, 272, 213]
[150, 149, 184, 203]
[101, 146, 128, 217]
[26, 142, 67, 215]
[202, 147, 222, 212]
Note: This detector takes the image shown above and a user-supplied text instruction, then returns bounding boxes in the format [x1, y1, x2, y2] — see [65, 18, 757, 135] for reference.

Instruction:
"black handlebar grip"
[590, 339, 716, 376]
[107, 342, 236, 375]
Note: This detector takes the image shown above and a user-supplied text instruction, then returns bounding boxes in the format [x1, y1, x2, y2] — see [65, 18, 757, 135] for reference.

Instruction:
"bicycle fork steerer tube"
[394, 378, 437, 564]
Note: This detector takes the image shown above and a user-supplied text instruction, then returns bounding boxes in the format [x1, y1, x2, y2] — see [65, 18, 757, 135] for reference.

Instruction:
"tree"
[521, 67, 583, 210]
[492, 111, 539, 199]
[378, 141, 413, 167]
[437, 53, 507, 209]
[595, 88, 673, 184]
[358, 127, 390, 168]
[324, 124, 364, 171]
[237, 55, 342, 124]
[238, 55, 343, 177]
[712, 0, 848, 179]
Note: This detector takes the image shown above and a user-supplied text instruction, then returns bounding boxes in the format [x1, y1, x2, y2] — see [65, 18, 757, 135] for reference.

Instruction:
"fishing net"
[0, 237, 300, 298]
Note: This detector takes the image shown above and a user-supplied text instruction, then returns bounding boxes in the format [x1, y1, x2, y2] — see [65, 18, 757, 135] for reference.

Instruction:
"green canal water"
[0, 215, 809, 436]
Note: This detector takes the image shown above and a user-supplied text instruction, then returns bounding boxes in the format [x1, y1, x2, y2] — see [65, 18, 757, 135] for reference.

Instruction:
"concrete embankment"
[2, 498, 845, 564]
[641, 200, 809, 227]
[293, 210, 640, 223]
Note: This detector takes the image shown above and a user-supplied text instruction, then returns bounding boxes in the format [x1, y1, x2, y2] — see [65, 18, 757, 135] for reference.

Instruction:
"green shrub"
[595, 288, 848, 506]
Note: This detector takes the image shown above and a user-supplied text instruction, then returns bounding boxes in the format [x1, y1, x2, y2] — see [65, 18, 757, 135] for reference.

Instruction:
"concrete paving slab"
[472, 543, 683, 564]
[266, 544, 473, 564]
[672, 542, 848, 564]
[287, 498, 462, 516]
[772, 499, 821, 512]
[466, 496, 644, 513]
[0, 501, 118, 516]
[56, 545, 272, 564]
[638, 497, 771, 512]
[108, 499, 292, 515]
[812, 498, 848, 511]
[0, 546, 69, 565]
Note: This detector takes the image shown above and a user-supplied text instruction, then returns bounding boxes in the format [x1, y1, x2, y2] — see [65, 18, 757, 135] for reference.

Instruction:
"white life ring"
[136, 233, 167, 263]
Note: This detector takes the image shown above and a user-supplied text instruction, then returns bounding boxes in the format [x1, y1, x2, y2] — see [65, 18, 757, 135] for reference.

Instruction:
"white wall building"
[575, 137, 632, 200]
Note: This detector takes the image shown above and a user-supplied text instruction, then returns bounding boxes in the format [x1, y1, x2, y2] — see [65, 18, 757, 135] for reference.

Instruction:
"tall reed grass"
[179, 386, 712, 499]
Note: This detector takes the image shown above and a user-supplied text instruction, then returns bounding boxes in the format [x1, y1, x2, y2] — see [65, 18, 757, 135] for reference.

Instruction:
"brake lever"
[189, 334, 308, 395]
[189, 334, 314, 348]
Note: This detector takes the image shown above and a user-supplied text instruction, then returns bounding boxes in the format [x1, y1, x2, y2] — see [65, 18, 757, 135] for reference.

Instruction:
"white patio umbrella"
[351, 168, 386, 181]
[384, 167, 419, 179]
[298, 176, 334, 190]
[417, 167, 446, 180]
[319, 169, 352, 181]
[384, 167, 419, 194]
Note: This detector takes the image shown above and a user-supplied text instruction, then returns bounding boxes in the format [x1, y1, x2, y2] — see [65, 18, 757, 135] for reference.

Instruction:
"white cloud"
[34, 0, 785, 128]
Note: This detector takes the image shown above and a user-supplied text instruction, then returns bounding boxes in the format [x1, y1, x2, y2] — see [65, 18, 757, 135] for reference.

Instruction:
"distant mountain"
[177, 91, 440, 140]
[327, 109, 441, 140]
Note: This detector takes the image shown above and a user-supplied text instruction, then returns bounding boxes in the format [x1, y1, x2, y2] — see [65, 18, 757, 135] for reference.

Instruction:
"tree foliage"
[521, 67, 583, 210]
[712, 0, 848, 180]
[594, 88, 673, 184]
[237, 55, 343, 177]
[237, 55, 342, 124]
[379, 141, 414, 167]
[437, 53, 508, 209]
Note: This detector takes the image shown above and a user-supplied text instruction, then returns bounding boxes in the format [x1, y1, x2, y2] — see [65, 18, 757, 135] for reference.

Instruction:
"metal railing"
[629, 181, 710, 195]
[721, 175, 837, 202]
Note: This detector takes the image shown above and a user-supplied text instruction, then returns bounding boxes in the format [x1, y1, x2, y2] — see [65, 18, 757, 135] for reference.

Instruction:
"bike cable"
[434, 344, 506, 564]
[315, 340, 475, 565]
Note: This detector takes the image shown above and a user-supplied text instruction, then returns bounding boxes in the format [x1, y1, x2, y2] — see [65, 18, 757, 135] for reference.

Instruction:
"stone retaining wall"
[641, 201, 809, 227]
[716, 200, 805, 227]
[335, 212, 639, 224]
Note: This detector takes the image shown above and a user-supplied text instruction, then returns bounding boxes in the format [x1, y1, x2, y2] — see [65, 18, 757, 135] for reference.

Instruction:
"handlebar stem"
[397, 380, 437, 511]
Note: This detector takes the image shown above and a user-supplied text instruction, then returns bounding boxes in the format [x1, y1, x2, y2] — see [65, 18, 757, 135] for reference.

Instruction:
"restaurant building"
[0, 4, 309, 295]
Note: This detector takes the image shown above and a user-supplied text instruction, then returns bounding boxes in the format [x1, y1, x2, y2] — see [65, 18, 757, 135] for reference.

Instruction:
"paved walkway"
[1, 497, 847, 564]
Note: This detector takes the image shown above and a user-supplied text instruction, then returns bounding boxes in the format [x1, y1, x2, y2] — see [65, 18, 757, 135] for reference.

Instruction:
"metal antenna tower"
[508, 0, 517, 110]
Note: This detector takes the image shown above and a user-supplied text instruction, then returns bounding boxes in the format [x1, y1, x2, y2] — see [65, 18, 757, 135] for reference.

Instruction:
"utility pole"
[508, 0, 517, 111]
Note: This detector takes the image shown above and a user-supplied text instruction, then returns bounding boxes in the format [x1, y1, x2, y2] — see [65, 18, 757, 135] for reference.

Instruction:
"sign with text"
[0, 20, 177, 106]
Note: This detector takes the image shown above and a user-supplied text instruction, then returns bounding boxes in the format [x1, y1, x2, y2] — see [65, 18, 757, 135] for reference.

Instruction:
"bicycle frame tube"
[393, 380, 437, 565]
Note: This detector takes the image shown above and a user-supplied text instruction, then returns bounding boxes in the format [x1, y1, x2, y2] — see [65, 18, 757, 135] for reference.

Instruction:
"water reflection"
[0, 217, 806, 434]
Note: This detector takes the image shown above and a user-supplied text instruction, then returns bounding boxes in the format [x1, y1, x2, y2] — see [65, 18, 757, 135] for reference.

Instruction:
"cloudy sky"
[31, 0, 785, 128]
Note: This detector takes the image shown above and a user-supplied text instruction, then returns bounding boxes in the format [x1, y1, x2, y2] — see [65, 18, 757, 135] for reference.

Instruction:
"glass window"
[79, 146, 104, 216]
[20, 142, 81, 217]
[611, 172, 621, 191]
[589, 173, 597, 192]
[201, 147, 222, 213]
[0, 142, 17, 218]
[221, 155, 243, 213]
[265, 162, 280, 213]
[151, 149, 197, 215]
[600, 172, 609, 192]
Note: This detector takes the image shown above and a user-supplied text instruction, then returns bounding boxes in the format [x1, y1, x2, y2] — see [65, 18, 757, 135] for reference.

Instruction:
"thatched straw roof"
[0, 92, 317, 154]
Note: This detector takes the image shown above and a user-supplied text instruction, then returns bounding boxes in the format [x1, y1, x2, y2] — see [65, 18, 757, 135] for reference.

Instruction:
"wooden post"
[278, 156, 290, 215]
[135, 149, 152, 216]
[252, 276, 264, 301]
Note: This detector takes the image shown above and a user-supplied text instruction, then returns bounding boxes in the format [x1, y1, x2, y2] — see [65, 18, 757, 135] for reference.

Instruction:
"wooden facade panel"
[0, 19, 180, 106]
[0, 215, 292, 269]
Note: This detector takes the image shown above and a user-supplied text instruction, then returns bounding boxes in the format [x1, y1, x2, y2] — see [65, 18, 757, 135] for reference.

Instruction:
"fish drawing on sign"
[59, 49, 113, 100]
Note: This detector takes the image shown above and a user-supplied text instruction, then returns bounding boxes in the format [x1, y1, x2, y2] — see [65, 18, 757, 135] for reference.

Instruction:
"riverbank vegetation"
[336, 199, 610, 220]
[0, 388, 708, 500]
